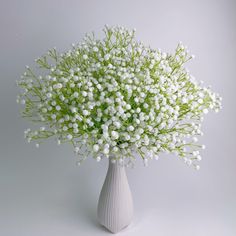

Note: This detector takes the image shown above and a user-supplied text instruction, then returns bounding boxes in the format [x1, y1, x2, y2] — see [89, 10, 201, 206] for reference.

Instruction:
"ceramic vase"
[97, 159, 133, 233]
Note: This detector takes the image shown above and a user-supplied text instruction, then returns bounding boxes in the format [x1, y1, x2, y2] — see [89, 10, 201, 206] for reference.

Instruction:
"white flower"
[198, 98, 203, 104]
[128, 125, 134, 131]
[93, 47, 99, 52]
[73, 128, 78, 133]
[75, 114, 82, 121]
[113, 146, 119, 152]
[63, 126, 68, 131]
[193, 137, 198, 142]
[182, 97, 188, 104]
[59, 95, 65, 101]
[83, 110, 89, 116]
[104, 54, 110, 60]
[17, 26, 221, 169]
[196, 155, 202, 161]
[111, 131, 119, 139]
[56, 105, 61, 111]
[73, 92, 79, 98]
[71, 107, 77, 113]
[93, 144, 99, 152]
[125, 134, 130, 140]
[143, 103, 149, 109]
[126, 104, 131, 110]
[114, 121, 121, 128]
[195, 165, 200, 170]
[82, 91, 87, 97]
[103, 148, 109, 155]
[73, 123, 78, 129]
[53, 83, 62, 89]
[51, 114, 56, 119]
[46, 93, 52, 98]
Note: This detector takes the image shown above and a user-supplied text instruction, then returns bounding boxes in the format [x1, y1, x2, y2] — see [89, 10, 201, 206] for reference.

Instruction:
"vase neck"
[108, 159, 125, 170]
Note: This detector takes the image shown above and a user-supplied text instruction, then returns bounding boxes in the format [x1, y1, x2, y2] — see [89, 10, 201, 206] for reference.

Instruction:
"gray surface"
[0, 0, 236, 235]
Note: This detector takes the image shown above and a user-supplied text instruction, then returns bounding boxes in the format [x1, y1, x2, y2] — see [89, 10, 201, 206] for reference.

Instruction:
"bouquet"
[17, 25, 222, 169]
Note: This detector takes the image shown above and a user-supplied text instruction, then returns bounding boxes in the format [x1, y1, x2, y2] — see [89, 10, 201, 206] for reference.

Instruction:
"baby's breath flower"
[83, 54, 88, 60]
[93, 144, 99, 152]
[17, 25, 222, 169]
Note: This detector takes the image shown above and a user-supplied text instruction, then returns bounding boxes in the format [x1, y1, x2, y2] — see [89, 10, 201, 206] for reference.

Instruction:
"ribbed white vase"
[97, 159, 133, 234]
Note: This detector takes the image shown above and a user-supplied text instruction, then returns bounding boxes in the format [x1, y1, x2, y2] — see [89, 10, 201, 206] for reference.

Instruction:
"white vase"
[97, 159, 133, 234]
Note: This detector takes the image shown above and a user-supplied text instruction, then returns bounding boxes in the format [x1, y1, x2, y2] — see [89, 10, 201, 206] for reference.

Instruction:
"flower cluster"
[17, 25, 222, 169]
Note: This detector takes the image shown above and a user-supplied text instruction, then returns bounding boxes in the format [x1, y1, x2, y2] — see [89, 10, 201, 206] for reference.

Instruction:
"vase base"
[100, 221, 132, 234]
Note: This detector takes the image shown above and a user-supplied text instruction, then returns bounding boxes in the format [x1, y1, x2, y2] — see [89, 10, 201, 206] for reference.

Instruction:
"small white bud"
[93, 47, 99, 52]
[111, 131, 119, 140]
[83, 110, 89, 116]
[104, 54, 110, 60]
[93, 144, 99, 152]
[193, 137, 198, 142]
[73, 92, 79, 98]
[128, 125, 134, 131]
[82, 91, 87, 97]
[103, 148, 109, 155]
[196, 155, 202, 161]
[21, 99, 26, 105]
[195, 165, 200, 170]
[56, 105, 61, 111]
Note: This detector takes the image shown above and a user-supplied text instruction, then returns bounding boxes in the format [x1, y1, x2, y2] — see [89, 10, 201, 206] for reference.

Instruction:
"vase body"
[97, 159, 133, 234]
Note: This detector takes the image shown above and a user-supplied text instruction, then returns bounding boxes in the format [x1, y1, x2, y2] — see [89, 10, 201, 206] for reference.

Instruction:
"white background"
[0, 0, 235, 235]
